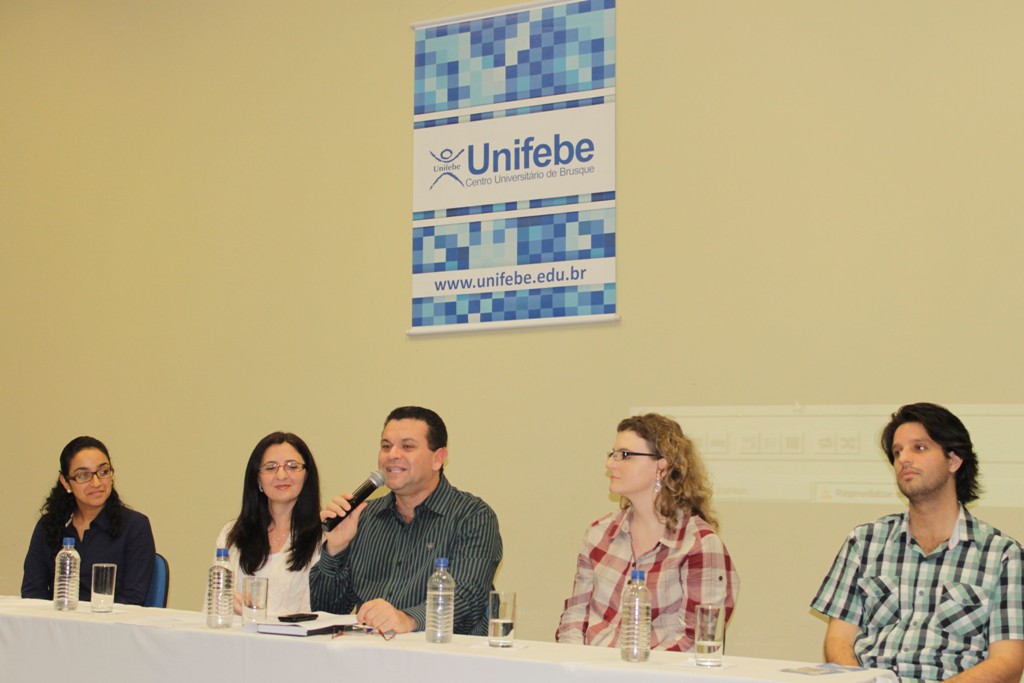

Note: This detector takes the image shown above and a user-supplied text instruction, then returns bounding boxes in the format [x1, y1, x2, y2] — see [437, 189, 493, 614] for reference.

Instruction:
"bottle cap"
[216, 547, 229, 559]
[631, 569, 645, 581]
[434, 557, 449, 569]
[62, 537, 75, 547]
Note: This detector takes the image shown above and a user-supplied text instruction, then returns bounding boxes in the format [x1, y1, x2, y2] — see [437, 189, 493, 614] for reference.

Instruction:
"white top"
[212, 520, 321, 616]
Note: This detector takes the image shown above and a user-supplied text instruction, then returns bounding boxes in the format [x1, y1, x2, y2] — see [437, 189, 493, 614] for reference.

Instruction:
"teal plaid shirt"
[811, 508, 1023, 683]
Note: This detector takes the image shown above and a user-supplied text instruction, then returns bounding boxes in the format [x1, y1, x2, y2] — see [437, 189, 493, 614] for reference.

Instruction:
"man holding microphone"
[310, 406, 502, 635]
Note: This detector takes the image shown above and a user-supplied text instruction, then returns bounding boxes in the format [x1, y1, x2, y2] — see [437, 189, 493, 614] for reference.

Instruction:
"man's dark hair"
[880, 402, 981, 505]
[385, 406, 448, 450]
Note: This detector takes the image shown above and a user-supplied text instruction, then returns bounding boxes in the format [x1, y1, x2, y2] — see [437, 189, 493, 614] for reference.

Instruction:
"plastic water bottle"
[425, 557, 455, 643]
[53, 537, 80, 611]
[620, 569, 651, 662]
[206, 547, 234, 628]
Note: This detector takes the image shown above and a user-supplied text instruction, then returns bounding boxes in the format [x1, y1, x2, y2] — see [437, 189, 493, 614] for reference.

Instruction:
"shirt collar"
[957, 506, 991, 547]
[376, 472, 453, 520]
[64, 506, 112, 533]
[415, 471, 454, 516]
[900, 505, 977, 550]
[947, 506, 966, 548]
[612, 507, 688, 549]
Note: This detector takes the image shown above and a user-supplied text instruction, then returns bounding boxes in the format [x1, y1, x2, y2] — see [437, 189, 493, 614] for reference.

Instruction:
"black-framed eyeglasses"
[258, 461, 306, 475]
[606, 450, 662, 462]
[331, 625, 396, 641]
[68, 467, 115, 484]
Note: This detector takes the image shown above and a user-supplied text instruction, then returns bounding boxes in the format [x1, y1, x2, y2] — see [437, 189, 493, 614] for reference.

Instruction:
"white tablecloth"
[0, 597, 896, 683]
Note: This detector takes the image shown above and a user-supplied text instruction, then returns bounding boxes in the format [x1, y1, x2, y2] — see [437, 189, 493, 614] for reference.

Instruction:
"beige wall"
[2, 0, 1023, 663]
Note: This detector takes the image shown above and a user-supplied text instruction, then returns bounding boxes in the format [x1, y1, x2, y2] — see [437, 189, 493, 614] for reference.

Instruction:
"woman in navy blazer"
[22, 436, 156, 605]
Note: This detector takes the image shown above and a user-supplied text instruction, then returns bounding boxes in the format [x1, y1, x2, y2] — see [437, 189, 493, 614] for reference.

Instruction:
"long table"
[0, 597, 896, 683]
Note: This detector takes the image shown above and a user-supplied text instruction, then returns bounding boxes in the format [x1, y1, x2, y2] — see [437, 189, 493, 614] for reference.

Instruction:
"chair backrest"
[144, 552, 169, 608]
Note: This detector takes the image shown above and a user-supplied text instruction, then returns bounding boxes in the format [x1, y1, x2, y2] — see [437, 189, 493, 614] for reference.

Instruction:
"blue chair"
[145, 553, 169, 608]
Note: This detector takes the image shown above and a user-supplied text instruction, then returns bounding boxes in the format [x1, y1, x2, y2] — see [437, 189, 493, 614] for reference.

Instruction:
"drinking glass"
[91, 564, 117, 613]
[694, 603, 725, 666]
[487, 590, 516, 647]
[242, 577, 269, 625]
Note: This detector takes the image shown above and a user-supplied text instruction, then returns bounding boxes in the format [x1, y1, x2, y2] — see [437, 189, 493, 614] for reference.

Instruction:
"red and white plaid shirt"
[556, 508, 739, 651]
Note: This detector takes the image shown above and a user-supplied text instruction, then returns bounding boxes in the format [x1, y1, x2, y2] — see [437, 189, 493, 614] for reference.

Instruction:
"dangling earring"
[258, 483, 264, 493]
[654, 474, 662, 494]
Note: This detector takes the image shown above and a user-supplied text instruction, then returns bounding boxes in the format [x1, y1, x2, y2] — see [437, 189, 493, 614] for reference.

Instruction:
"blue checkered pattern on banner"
[414, 208, 615, 274]
[412, 191, 615, 222]
[414, 0, 616, 115]
[413, 283, 616, 327]
[414, 95, 612, 129]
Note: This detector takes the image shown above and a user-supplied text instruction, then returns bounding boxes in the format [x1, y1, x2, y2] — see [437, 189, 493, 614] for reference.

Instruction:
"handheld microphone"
[321, 470, 386, 532]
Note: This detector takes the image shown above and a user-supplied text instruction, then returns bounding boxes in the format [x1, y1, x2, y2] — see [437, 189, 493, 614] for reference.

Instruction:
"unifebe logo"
[466, 134, 595, 174]
[429, 148, 465, 189]
[427, 133, 597, 191]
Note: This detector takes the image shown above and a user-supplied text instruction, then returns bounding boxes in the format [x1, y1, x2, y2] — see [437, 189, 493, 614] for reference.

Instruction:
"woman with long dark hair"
[212, 432, 322, 615]
[22, 436, 156, 604]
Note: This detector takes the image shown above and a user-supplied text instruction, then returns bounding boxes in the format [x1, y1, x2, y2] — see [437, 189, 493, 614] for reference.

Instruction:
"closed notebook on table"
[241, 612, 357, 637]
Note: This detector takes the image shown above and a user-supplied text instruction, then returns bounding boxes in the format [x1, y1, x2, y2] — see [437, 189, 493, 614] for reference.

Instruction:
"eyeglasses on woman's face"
[258, 460, 306, 475]
[606, 450, 661, 462]
[67, 467, 115, 484]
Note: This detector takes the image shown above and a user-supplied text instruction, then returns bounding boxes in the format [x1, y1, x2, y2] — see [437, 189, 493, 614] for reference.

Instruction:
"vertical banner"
[410, 0, 616, 334]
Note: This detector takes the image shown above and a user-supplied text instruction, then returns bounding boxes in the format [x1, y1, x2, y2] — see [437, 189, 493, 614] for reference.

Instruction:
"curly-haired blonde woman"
[556, 414, 740, 651]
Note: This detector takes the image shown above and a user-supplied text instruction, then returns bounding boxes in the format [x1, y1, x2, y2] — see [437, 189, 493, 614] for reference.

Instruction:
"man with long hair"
[812, 403, 1023, 683]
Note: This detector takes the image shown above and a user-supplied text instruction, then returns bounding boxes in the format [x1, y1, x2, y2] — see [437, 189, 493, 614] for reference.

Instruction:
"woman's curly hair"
[617, 414, 718, 531]
[39, 436, 129, 553]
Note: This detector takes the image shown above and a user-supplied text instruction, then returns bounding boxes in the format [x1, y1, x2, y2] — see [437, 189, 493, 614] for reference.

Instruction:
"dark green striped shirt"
[310, 473, 502, 635]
